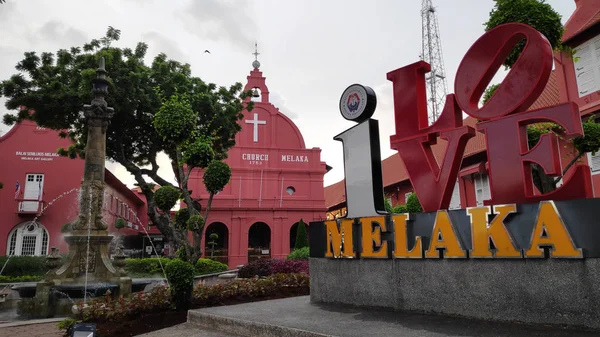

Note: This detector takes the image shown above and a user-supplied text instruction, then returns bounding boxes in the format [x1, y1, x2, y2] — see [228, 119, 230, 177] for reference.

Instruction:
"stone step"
[186, 296, 600, 337]
[188, 312, 332, 337]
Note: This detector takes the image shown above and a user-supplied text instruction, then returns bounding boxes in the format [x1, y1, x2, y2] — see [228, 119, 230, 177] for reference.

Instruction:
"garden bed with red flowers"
[59, 272, 309, 337]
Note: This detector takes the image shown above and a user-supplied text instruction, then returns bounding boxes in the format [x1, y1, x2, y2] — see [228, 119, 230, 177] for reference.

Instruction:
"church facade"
[189, 60, 329, 268]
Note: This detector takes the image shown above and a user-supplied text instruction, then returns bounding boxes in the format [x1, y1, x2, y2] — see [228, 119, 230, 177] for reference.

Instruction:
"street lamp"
[71, 322, 97, 337]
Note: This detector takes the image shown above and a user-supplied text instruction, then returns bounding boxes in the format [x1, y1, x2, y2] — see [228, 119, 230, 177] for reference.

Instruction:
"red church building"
[189, 59, 329, 267]
[325, 0, 600, 218]
[0, 56, 328, 269]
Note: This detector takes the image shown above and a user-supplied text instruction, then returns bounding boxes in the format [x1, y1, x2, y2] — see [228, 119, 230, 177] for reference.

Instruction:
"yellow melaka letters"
[525, 201, 582, 258]
[392, 214, 423, 258]
[360, 216, 388, 258]
[468, 205, 521, 258]
[425, 211, 466, 258]
[325, 219, 355, 258]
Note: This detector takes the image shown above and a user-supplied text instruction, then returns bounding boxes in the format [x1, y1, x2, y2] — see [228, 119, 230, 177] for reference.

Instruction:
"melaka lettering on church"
[310, 23, 598, 261]
[241, 153, 309, 165]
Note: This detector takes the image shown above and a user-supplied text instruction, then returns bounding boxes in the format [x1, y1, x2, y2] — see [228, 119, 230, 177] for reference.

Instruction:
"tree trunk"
[204, 192, 215, 225]
[532, 164, 556, 194]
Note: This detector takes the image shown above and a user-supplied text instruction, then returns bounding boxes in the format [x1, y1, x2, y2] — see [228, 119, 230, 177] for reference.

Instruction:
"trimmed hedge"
[0, 275, 42, 283]
[195, 258, 227, 275]
[287, 247, 309, 260]
[193, 273, 309, 306]
[125, 258, 171, 276]
[238, 258, 309, 278]
[165, 259, 195, 311]
[0, 256, 47, 277]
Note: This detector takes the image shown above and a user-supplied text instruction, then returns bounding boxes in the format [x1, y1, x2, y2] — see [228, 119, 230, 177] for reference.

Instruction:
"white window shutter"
[449, 179, 461, 210]
[589, 152, 600, 173]
[474, 173, 490, 207]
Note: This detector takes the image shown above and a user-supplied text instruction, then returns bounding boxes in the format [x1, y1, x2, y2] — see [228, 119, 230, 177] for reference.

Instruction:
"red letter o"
[454, 23, 553, 121]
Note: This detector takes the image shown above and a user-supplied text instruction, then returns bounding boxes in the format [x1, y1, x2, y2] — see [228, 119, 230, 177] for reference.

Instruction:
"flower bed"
[237, 258, 308, 278]
[60, 272, 309, 337]
[193, 273, 309, 307]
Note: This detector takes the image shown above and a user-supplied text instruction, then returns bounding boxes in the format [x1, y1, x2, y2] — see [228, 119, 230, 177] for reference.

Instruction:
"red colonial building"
[0, 115, 153, 258]
[325, 0, 600, 218]
[189, 60, 329, 267]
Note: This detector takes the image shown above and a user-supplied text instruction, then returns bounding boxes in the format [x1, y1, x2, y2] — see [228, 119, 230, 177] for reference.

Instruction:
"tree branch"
[140, 168, 174, 188]
[554, 151, 586, 184]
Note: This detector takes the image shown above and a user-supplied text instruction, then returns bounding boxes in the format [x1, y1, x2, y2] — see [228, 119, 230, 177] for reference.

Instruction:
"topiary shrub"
[174, 208, 190, 231]
[154, 185, 180, 212]
[165, 259, 195, 311]
[195, 258, 227, 275]
[294, 219, 309, 250]
[287, 247, 309, 260]
[203, 160, 232, 194]
[182, 139, 214, 169]
[186, 214, 205, 232]
[153, 93, 197, 144]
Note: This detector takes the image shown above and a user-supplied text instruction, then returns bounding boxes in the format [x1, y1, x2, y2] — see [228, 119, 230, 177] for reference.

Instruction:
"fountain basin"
[10, 278, 163, 298]
[54, 283, 119, 298]
[11, 283, 37, 298]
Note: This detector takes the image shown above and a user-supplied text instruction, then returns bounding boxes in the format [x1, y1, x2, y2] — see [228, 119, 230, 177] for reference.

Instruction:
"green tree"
[405, 193, 423, 213]
[0, 27, 253, 262]
[384, 197, 408, 214]
[294, 219, 309, 250]
[484, 0, 564, 69]
[483, 1, 600, 194]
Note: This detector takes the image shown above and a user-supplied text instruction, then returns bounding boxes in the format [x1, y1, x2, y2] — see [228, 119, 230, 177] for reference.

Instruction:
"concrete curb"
[188, 311, 336, 337]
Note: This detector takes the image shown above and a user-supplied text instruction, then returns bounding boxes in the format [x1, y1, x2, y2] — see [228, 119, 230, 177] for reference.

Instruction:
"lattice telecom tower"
[420, 0, 448, 124]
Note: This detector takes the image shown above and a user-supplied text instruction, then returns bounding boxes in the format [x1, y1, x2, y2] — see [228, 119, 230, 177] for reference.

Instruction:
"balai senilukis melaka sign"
[310, 23, 600, 260]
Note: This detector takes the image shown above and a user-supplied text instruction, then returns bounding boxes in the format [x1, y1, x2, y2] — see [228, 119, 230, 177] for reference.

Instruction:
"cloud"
[269, 92, 298, 120]
[0, 1, 17, 22]
[143, 31, 189, 63]
[181, 0, 257, 49]
[33, 21, 88, 47]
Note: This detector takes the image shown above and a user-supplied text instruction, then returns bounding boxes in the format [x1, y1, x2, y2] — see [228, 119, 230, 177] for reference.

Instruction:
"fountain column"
[43, 58, 130, 298]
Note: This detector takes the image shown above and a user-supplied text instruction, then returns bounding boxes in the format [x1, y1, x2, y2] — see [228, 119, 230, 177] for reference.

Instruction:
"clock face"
[339, 84, 376, 123]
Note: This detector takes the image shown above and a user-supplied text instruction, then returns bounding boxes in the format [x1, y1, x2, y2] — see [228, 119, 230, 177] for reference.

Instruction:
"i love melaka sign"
[310, 23, 600, 260]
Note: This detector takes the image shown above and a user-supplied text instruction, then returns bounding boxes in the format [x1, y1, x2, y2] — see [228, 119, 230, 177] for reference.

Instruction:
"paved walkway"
[0, 321, 62, 337]
[137, 323, 240, 337]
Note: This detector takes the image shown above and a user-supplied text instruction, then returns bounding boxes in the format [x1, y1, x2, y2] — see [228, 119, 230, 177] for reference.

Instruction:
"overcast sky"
[0, 0, 576, 187]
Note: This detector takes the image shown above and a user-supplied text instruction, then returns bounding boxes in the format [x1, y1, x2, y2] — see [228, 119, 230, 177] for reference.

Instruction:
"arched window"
[7, 221, 49, 256]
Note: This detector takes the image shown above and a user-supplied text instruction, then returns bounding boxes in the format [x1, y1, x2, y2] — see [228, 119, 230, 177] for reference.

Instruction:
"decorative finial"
[252, 41, 261, 69]
[96, 57, 107, 80]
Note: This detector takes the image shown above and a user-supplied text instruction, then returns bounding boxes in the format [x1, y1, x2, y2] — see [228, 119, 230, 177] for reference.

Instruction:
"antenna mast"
[421, 0, 448, 125]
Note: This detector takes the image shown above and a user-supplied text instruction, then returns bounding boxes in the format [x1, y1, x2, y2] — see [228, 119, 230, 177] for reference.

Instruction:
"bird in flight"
[204, 50, 211, 54]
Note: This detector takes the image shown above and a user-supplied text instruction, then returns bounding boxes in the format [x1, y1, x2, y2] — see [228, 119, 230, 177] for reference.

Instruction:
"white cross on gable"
[245, 113, 266, 143]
